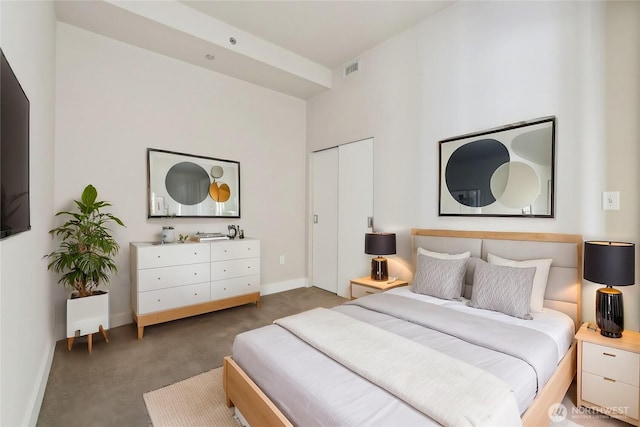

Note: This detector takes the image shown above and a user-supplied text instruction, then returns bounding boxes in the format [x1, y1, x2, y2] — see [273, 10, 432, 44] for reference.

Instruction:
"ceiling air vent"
[344, 60, 359, 77]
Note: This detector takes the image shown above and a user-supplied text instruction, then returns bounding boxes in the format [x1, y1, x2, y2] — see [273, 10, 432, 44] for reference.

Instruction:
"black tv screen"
[1, 48, 30, 239]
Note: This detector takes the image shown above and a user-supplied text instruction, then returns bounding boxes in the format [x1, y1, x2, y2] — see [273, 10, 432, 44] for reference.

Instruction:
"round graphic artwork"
[210, 165, 224, 179]
[209, 182, 231, 202]
[445, 139, 509, 207]
[490, 162, 540, 208]
[491, 162, 540, 209]
[165, 162, 210, 205]
[208, 165, 230, 202]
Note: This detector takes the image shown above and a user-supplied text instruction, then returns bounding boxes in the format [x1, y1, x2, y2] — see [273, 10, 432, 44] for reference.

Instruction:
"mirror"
[439, 116, 555, 217]
[148, 148, 240, 218]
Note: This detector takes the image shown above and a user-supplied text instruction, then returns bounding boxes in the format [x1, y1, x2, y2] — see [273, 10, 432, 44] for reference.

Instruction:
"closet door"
[336, 139, 373, 298]
[311, 148, 339, 293]
[311, 138, 373, 297]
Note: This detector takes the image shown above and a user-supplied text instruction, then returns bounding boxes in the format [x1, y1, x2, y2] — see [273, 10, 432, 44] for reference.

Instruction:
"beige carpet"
[144, 367, 239, 427]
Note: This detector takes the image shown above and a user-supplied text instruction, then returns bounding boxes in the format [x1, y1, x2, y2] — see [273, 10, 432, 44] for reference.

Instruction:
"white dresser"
[130, 238, 260, 338]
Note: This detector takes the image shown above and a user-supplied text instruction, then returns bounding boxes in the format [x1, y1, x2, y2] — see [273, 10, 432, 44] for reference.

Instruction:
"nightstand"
[576, 322, 640, 425]
[350, 276, 408, 300]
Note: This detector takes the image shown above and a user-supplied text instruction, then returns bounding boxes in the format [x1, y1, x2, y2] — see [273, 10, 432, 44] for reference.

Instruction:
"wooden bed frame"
[224, 229, 583, 427]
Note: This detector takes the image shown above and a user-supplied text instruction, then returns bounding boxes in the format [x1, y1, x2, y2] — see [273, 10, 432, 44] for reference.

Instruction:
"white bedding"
[275, 307, 522, 426]
[232, 289, 575, 427]
[386, 286, 575, 363]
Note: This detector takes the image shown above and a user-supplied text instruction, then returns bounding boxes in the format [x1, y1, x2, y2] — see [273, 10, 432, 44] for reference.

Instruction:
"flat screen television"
[1, 48, 30, 239]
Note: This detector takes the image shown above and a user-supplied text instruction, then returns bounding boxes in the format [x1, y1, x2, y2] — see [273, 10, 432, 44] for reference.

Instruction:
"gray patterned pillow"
[467, 259, 536, 320]
[412, 254, 467, 300]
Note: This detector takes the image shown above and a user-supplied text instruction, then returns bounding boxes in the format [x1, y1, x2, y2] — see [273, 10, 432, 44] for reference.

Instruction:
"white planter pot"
[66, 291, 110, 338]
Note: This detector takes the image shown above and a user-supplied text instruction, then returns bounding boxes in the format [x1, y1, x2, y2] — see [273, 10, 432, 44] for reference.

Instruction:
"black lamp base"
[596, 286, 624, 338]
[370, 257, 388, 281]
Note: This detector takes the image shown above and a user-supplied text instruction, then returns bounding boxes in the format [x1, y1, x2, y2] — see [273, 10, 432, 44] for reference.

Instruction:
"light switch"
[602, 191, 620, 210]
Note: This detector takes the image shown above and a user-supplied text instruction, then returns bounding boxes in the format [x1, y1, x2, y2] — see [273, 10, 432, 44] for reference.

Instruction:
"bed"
[223, 229, 583, 427]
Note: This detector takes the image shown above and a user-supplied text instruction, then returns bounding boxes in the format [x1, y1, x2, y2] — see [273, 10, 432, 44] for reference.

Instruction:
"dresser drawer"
[138, 282, 210, 314]
[211, 275, 260, 300]
[582, 371, 639, 419]
[583, 342, 640, 386]
[351, 284, 382, 299]
[211, 258, 260, 280]
[138, 263, 210, 292]
[211, 240, 260, 261]
[137, 243, 210, 269]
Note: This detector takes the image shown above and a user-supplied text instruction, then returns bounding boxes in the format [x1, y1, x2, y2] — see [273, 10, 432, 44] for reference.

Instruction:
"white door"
[337, 139, 373, 298]
[311, 138, 373, 297]
[312, 148, 339, 293]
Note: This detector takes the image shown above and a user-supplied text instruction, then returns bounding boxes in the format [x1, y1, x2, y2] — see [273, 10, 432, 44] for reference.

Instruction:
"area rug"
[144, 367, 240, 427]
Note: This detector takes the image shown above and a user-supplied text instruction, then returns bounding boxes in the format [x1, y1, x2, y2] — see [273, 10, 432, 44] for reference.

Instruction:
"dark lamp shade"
[584, 241, 635, 286]
[365, 233, 396, 256]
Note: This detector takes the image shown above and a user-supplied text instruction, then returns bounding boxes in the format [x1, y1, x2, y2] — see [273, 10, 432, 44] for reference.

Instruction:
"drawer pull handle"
[157, 277, 161, 280]
[194, 293, 198, 296]
[603, 352, 617, 357]
[603, 377, 616, 383]
[194, 273, 197, 275]
[157, 299, 161, 302]
[157, 255, 161, 258]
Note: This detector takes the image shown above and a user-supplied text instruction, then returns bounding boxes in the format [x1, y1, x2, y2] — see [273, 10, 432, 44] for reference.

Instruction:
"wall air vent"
[344, 60, 359, 77]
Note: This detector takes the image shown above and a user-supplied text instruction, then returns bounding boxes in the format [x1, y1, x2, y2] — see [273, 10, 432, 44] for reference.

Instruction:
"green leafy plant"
[45, 185, 125, 298]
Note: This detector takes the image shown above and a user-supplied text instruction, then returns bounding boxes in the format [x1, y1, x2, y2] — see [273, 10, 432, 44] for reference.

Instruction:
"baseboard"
[110, 311, 133, 329]
[26, 337, 56, 427]
[260, 278, 308, 296]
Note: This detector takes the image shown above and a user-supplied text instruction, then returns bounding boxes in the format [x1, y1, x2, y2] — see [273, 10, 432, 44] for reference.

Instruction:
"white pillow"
[417, 247, 470, 260]
[487, 253, 552, 313]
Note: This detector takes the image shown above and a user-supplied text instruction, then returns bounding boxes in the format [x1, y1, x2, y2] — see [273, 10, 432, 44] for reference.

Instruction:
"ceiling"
[55, 1, 453, 99]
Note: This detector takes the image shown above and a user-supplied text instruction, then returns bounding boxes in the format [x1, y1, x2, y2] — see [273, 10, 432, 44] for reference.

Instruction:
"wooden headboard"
[411, 229, 582, 330]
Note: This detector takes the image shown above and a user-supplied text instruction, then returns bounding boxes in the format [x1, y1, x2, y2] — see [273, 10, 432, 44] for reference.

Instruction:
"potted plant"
[45, 184, 125, 352]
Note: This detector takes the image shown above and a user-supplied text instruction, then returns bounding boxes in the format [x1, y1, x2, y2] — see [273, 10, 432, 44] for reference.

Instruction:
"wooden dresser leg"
[137, 326, 144, 340]
[67, 337, 74, 351]
[87, 333, 93, 353]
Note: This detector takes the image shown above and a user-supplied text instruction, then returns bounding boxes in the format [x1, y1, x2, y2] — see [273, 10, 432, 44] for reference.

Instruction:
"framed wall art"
[439, 116, 555, 217]
[147, 148, 240, 218]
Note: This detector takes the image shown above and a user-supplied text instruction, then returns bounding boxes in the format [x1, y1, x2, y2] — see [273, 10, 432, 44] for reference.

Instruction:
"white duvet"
[232, 287, 575, 427]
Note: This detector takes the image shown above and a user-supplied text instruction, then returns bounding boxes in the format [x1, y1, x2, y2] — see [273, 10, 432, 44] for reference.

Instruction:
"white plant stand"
[66, 292, 110, 353]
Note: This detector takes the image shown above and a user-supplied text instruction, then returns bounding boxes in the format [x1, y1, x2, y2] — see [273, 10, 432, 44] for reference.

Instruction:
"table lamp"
[365, 232, 396, 281]
[584, 240, 635, 338]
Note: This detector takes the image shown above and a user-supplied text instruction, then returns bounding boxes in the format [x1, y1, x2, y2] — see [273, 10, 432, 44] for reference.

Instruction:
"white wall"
[55, 23, 307, 338]
[599, 1, 640, 332]
[307, 1, 640, 330]
[0, 1, 57, 426]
